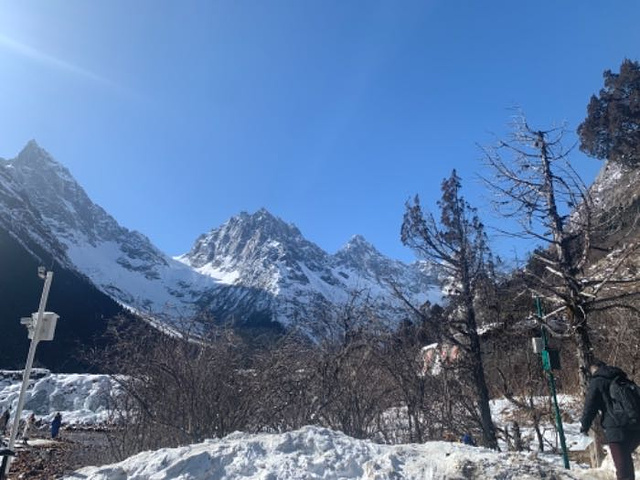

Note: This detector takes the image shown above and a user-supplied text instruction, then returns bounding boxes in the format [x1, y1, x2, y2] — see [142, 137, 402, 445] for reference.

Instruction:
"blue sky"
[0, 1, 638, 262]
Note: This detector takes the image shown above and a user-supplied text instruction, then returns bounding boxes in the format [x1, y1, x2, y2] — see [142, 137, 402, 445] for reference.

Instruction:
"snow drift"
[64, 426, 607, 480]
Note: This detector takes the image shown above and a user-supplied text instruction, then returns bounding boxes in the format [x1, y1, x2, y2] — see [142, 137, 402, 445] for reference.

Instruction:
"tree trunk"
[532, 413, 545, 452]
[575, 317, 594, 396]
[467, 316, 498, 449]
[474, 363, 498, 447]
[473, 357, 499, 449]
[513, 421, 524, 452]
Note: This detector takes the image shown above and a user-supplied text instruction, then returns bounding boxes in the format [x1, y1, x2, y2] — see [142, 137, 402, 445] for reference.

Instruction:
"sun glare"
[0, 32, 115, 88]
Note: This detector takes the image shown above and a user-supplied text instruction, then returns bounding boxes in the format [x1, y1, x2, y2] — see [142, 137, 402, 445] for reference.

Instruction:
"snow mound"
[66, 426, 594, 479]
[0, 372, 117, 425]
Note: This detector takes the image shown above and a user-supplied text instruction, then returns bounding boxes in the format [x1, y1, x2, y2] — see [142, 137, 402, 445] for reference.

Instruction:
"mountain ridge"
[0, 141, 440, 338]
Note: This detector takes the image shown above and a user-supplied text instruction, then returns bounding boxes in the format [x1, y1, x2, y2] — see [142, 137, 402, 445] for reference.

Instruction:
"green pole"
[535, 297, 570, 469]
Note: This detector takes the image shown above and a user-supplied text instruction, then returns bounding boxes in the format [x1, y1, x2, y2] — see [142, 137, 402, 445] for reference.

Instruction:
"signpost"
[534, 297, 570, 469]
[3, 268, 59, 478]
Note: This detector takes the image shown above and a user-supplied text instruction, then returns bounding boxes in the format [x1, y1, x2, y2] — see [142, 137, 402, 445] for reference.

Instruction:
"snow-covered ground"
[0, 370, 116, 425]
[64, 426, 613, 480]
[0, 372, 622, 479]
[491, 395, 594, 454]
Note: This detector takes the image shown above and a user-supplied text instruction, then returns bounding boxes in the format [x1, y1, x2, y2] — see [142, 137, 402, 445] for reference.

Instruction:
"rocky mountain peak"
[5, 141, 112, 244]
[333, 234, 385, 271]
[340, 234, 380, 256]
[231, 208, 304, 243]
[2, 142, 171, 277]
[183, 208, 325, 269]
[11, 140, 75, 183]
[17, 139, 46, 160]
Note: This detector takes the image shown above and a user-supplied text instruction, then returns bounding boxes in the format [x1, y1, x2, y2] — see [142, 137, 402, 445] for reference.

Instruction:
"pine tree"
[578, 59, 640, 167]
[401, 170, 498, 449]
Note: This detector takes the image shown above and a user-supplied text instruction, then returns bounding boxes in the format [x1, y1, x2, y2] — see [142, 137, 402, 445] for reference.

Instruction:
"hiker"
[22, 413, 35, 445]
[580, 360, 640, 480]
[51, 412, 62, 439]
[0, 408, 9, 436]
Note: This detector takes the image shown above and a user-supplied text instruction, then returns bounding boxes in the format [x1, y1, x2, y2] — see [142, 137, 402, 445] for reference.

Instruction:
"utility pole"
[3, 268, 59, 478]
[535, 297, 570, 469]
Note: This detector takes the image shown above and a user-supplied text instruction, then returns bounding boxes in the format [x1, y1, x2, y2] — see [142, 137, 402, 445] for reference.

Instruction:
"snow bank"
[0, 371, 117, 425]
[491, 395, 597, 456]
[65, 426, 600, 480]
[0, 373, 615, 479]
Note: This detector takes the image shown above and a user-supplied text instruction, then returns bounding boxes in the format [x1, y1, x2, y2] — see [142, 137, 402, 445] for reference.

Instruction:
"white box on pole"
[29, 312, 59, 342]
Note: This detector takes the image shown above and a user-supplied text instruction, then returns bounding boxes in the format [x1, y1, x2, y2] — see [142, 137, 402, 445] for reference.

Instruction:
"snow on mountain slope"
[0, 141, 216, 320]
[568, 159, 640, 286]
[178, 209, 440, 330]
[1, 141, 441, 333]
[0, 153, 69, 263]
[67, 425, 597, 480]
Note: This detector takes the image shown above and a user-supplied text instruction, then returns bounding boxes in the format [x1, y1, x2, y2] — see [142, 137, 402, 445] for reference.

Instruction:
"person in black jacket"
[580, 360, 640, 480]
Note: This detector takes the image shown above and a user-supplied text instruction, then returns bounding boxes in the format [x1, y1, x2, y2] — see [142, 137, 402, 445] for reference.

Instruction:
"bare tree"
[401, 170, 499, 449]
[98, 316, 256, 457]
[481, 116, 640, 392]
[311, 300, 397, 439]
[250, 334, 321, 432]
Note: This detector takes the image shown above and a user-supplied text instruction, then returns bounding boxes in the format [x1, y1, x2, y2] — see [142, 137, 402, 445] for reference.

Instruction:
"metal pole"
[4, 271, 53, 476]
[0, 457, 6, 480]
[535, 297, 570, 469]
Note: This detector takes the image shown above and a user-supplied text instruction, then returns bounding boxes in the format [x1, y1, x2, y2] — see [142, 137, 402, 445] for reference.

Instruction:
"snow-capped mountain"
[1, 141, 215, 319]
[1, 141, 440, 336]
[178, 209, 440, 331]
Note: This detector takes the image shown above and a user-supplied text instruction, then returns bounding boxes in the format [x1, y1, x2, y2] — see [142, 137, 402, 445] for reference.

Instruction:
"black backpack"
[608, 375, 640, 427]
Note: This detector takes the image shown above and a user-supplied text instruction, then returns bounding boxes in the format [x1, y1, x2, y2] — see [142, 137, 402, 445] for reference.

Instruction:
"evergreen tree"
[401, 170, 498, 449]
[578, 59, 640, 167]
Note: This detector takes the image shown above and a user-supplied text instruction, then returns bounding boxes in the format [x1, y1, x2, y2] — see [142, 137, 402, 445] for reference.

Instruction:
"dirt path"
[5, 428, 118, 479]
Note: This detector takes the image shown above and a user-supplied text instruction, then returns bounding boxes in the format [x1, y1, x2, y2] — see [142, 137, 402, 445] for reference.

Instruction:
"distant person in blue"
[51, 412, 62, 439]
[461, 433, 476, 446]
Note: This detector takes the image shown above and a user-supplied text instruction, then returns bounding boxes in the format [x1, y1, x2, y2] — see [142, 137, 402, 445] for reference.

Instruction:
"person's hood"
[593, 365, 626, 380]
